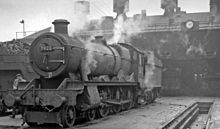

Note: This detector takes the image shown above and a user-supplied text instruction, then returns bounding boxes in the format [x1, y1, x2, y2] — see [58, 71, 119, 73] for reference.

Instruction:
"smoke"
[156, 27, 208, 58]
[82, 38, 98, 75]
[186, 43, 205, 56]
[157, 32, 204, 57]
[109, 14, 142, 44]
[178, 32, 206, 56]
[72, 36, 98, 76]
[178, 32, 190, 47]
[160, 39, 168, 44]
[68, 1, 89, 36]
[180, 32, 205, 56]
[144, 51, 156, 87]
[85, 45, 97, 75]
[157, 36, 169, 55]
[111, 15, 125, 43]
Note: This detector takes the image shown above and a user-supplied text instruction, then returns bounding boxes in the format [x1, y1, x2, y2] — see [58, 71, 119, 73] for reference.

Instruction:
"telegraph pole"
[20, 20, 26, 37]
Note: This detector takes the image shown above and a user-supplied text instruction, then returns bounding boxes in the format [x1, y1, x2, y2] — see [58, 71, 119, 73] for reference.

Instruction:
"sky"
[0, 0, 209, 41]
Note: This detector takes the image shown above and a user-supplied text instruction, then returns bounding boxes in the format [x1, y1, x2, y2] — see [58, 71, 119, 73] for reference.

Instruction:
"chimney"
[176, 7, 181, 13]
[74, 1, 90, 15]
[141, 10, 147, 18]
[133, 14, 141, 20]
[52, 19, 70, 35]
[113, 0, 129, 18]
[210, 0, 220, 15]
[161, 0, 178, 16]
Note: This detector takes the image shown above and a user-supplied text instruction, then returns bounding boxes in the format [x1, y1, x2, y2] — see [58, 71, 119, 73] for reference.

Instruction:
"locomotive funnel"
[52, 19, 70, 35]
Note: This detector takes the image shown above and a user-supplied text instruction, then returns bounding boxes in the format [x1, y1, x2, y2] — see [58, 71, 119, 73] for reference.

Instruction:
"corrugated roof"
[20, 27, 52, 44]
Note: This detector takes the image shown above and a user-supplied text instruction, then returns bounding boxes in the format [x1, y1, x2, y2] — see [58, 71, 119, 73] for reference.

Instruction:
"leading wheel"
[61, 105, 76, 128]
[86, 109, 96, 121]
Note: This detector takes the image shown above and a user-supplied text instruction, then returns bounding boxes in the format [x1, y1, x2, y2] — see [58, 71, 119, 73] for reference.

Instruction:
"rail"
[160, 102, 199, 129]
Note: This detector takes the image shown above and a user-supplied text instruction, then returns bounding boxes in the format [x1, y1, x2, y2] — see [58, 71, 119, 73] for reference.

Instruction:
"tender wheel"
[115, 89, 120, 100]
[123, 89, 134, 110]
[139, 96, 147, 105]
[61, 105, 76, 128]
[149, 91, 154, 103]
[86, 109, 96, 121]
[98, 104, 109, 118]
[154, 89, 158, 98]
[151, 90, 156, 102]
[112, 89, 122, 113]
[144, 90, 151, 104]
[112, 105, 122, 113]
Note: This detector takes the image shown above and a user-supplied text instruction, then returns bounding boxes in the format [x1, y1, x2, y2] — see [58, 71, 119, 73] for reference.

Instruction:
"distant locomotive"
[0, 46, 38, 113]
[2, 19, 162, 127]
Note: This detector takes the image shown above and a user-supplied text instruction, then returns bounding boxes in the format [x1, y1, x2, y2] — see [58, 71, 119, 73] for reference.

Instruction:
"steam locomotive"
[2, 19, 162, 127]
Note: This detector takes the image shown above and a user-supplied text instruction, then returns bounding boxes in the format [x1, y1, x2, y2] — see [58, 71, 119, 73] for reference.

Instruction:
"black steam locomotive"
[2, 19, 162, 127]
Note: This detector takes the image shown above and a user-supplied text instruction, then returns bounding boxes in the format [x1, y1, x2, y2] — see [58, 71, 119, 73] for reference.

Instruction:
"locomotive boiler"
[2, 19, 162, 127]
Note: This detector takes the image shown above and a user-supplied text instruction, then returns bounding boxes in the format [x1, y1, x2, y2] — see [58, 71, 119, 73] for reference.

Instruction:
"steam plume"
[85, 44, 98, 75]
[79, 37, 98, 75]
[109, 14, 142, 44]
[178, 32, 190, 47]
[144, 51, 156, 87]
[186, 43, 205, 56]
[68, 1, 89, 35]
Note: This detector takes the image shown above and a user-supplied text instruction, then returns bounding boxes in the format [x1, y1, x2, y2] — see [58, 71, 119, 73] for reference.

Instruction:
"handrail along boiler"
[2, 19, 162, 127]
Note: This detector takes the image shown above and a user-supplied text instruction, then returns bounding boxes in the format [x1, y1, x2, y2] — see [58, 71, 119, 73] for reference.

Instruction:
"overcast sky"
[0, 0, 209, 41]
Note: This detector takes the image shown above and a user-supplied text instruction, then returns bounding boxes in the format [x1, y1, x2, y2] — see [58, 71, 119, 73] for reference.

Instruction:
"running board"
[103, 100, 131, 105]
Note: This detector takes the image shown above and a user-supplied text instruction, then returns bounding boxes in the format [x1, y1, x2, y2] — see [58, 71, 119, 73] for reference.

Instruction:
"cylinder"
[3, 94, 21, 107]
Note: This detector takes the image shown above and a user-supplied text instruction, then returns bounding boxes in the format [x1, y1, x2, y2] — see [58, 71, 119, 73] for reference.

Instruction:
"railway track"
[160, 101, 213, 129]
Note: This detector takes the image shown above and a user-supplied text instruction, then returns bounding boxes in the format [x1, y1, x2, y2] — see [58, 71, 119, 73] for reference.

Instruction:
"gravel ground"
[0, 97, 215, 129]
[76, 97, 195, 129]
[208, 98, 220, 129]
